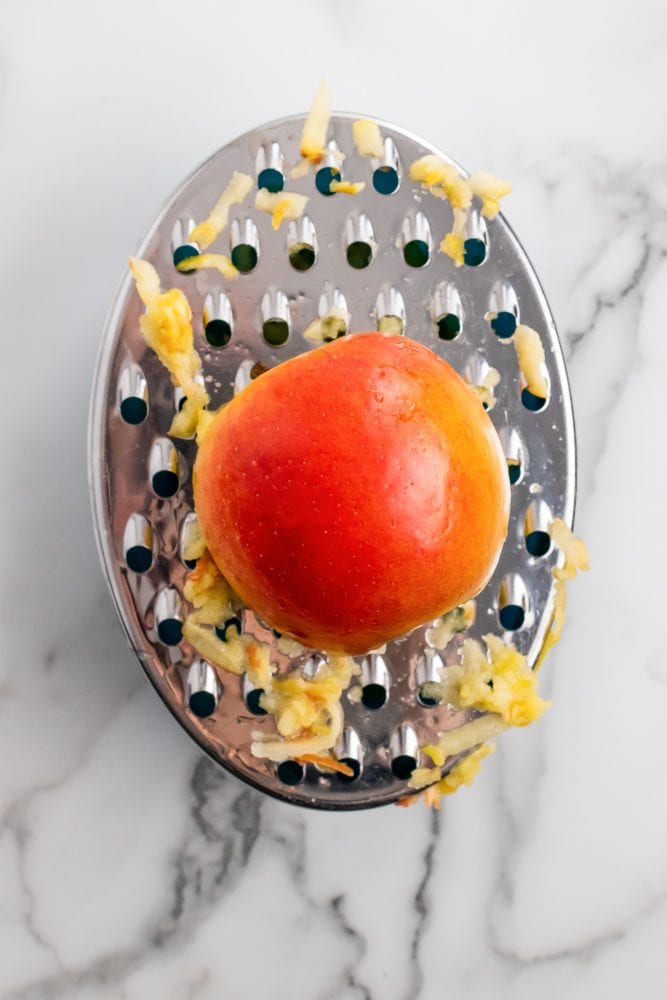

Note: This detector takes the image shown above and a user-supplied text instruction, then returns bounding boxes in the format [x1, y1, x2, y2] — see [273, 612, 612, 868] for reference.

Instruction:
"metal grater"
[88, 113, 576, 810]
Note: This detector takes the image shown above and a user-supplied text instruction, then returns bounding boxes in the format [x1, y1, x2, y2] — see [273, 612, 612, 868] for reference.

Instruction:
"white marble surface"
[2, 1, 667, 997]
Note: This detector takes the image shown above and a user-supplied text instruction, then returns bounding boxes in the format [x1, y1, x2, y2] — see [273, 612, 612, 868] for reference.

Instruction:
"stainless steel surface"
[88, 112, 576, 810]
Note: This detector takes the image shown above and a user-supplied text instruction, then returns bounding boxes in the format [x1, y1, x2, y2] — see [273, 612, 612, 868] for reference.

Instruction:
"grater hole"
[315, 166, 341, 196]
[261, 289, 290, 347]
[391, 755, 417, 781]
[508, 459, 523, 486]
[186, 660, 220, 718]
[231, 218, 259, 273]
[262, 319, 289, 347]
[491, 311, 517, 339]
[417, 684, 441, 707]
[152, 470, 179, 498]
[172, 244, 199, 272]
[402, 210, 431, 268]
[526, 530, 551, 558]
[373, 165, 400, 195]
[245, 688, 267, 716]
[361, 683, 387, 710]
[126, 544, 153, 574]
[180, 512, 200, 570]
[337, 758, 361, 783]
[205, 319, 232, 348]
[289, 243, 316, 271]
[346, 241, 373, 269]
[277, 760, 305, 785]
[150, 438, 181, 498]
[464, 238, 486, 267]
[231, 244, 258, 273]
[488, 281, 519, 338]
[500, 428, 527, 487]
[123, 513, 154, 574]
[436, 313, 461, 341]
[257, 167, 284, 193]
[499, 605, 524, 631]
[404, 239, 430, 268]
[215, 617, 242, 642]
[521, 387, 548, 412]
[155, 585, 184, 644]
[189, 690, 217, 718]
[117, 363, 149, 425]
[524, 500, 553, 557]
[498, 573, 530, 632]
[157, 618, 182, 646]
[119, 397, 148, 425]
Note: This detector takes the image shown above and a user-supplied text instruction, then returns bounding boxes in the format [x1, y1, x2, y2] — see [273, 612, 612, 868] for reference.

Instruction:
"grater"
[88, 113, 576, 810]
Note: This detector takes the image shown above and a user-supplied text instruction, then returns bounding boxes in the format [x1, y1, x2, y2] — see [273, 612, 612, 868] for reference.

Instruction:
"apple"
[193, 332, 510, 654]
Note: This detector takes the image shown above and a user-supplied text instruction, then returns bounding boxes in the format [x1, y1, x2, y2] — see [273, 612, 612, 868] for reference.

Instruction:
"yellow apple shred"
[251, 655, 360, 762]
[175, 253, 239, 281]
[303, 308, 349, 343]
[352, 119, 384, 159]
[514, 324, 548, 399]
[188, 171, 253, 250]
[377, 315, 404, 336]
[129, 257, 212, 442]
[182, 517, 207, 564]
[296, 754, 355, 777]
[406, 520, 588, 806]
[181, 549, 359, 762]
[255, 189, 309, 230]
[329, 179, 365, 195]
[298, 79, 332, 165]
[398, 745, 496, 809]
[468, 366, 501, 410]
[535, 518, 590, 669]
[409, 155, 510, 268]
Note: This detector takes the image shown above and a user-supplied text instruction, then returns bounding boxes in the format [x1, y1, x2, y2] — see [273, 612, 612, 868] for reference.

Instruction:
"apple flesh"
[194, 332, 510, 654]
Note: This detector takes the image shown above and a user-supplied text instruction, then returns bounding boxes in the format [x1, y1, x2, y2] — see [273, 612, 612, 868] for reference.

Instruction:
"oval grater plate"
[88, 113, 576, 810]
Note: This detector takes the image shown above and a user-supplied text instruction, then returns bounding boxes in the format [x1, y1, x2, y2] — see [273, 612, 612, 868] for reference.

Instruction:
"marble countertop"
[2, 1, 666, 997]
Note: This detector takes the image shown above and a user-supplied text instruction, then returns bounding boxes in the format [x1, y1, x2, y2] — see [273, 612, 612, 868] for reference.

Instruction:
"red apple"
[194, 332, 509, 654]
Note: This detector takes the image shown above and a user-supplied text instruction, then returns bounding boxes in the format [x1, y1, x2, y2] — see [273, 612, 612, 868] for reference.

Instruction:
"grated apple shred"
[409, 155, 510, 268]
[251, 656, 360, 762]
[535, 518, 590, 670]
[298, 79, 332, 166]
[514, 324, 548, 399]
[254, 189, 309, 229]
[377, 315, 403, 336]
[468, 366, 501, 410]
[352, 119, 384, 159]
[399, 744, 496, 808]
[296, 754, 355, 777]
[468, 171, 512, 220]
[406, 520, 589, 806]
[175, 253, 239, 281]
[303, 307, 349, 343]
[182, 517, 207, 564]
[188, 171, 253, 250]
[426, 601, 476, 651]
[329, 179, 365, 195]
[129, 257, 213, 443]
[180, 549, 359, 763]
[290, 159, 311, 180]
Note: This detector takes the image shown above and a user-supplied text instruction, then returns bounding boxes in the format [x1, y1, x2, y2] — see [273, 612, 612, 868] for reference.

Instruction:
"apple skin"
[193, 332, 510, 654]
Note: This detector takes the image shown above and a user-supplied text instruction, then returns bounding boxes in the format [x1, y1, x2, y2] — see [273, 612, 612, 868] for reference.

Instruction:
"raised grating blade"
[88, 113, 576, 810]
